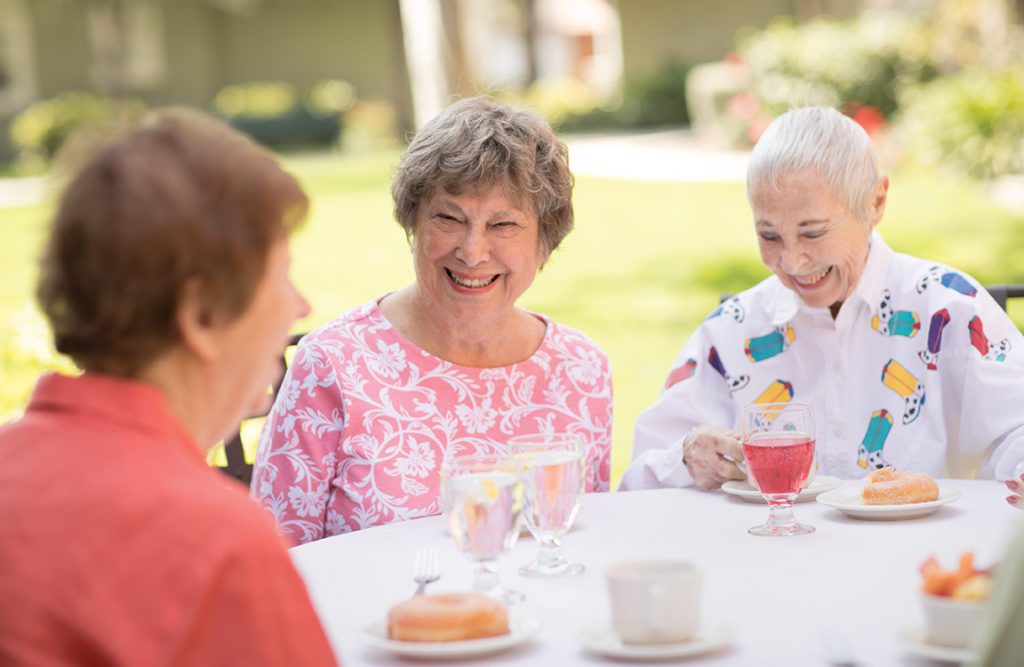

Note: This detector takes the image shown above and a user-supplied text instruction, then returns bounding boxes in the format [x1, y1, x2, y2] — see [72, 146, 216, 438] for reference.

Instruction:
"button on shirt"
[620, 234, 1024, 490]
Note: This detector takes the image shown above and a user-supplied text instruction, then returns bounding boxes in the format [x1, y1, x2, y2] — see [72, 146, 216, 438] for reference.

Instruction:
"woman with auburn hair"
[0, 108, 337, 665]
[253, 96, 612, 542]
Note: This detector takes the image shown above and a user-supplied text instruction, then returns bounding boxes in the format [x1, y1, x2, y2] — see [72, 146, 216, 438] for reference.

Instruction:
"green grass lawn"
[2, 149, 1023, 486]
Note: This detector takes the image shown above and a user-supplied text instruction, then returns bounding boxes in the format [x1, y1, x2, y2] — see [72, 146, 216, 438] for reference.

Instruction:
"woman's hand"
[682, 424, 748, 490]
[1006, 467, 1024, 509]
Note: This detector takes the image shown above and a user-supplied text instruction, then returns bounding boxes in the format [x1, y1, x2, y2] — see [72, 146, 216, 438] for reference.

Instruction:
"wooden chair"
[985, 284, 1024, 313]
[220, 332, 306, 485]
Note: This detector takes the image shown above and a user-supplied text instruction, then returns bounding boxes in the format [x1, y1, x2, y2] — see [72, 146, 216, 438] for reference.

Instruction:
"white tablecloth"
[290, 481, 1023, 666]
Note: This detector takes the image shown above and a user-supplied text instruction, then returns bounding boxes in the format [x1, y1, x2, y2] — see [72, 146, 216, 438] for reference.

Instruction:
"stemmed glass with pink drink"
[741, 402, 816, 536]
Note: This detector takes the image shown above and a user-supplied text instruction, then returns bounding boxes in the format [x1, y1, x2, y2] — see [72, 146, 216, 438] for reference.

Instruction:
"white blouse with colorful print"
[252, 298, 613, 544]
[621, 233, 1024, 490]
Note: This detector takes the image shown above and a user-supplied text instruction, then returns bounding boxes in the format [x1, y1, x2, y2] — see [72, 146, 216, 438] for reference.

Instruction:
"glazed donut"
[387, 593, 509, 642]
[862, 467, 939, 505]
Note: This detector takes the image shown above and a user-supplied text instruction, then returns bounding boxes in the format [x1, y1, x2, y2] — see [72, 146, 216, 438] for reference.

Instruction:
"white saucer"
[361, 612, 540, 659]
[816, 483, 961, 520]
[721, 475, 841, 503]
[900, 625, 976, 662]
[579, 623, 733, 660]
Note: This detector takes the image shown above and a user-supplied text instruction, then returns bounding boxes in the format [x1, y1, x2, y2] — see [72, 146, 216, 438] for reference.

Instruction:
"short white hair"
[746, 107, 880, 223]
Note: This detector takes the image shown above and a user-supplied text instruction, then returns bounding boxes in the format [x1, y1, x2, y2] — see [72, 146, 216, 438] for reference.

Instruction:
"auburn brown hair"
[37, 107, 308, 376]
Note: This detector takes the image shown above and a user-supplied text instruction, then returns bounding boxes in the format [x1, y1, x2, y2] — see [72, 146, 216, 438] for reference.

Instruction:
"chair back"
[985, 284, 1024, 313]
[220, 332, 305, 485]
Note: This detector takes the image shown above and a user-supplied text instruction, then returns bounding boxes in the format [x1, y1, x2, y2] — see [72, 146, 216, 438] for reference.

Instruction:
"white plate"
[360, 612, 540, 659]
[721, 475, 841, 503]
[816, 483, 961, 520]
[900, 625, 976, 663]
[579, 623, 733, 660]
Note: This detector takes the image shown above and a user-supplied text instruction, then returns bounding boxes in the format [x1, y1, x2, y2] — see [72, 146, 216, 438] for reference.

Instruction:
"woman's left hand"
[1006, 474, 1024, 510]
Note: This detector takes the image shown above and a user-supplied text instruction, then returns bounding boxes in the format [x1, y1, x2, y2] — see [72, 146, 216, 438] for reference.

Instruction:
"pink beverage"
[742, 435, 815, 496]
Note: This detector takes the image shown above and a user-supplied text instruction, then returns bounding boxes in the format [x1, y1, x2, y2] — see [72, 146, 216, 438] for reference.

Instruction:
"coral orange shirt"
[0, 373, 338, 666]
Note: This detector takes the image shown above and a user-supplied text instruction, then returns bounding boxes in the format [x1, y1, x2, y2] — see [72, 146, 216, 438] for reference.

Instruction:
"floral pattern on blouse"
[252, 298, 613, 544]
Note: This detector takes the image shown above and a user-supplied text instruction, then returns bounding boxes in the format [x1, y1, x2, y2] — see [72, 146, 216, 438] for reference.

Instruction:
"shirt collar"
[26, 372, 205, 464]
[847, 231, 893, 311]
[769, 231, 892, 326]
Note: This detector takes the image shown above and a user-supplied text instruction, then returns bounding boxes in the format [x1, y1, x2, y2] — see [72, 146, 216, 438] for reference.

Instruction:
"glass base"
[748, 522, 815, 536]
[518, 561, 585, 578]
[473, 580, 525, 604]
[471, 562, 524, 603]
[493, 586, 525, 604]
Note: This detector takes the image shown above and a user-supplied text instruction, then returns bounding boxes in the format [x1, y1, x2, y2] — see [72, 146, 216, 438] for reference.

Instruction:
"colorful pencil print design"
[916, 266, 978, 297]
[857, 409, 893, 469]
[968, 316, 1011, 362]
[871, 289, 920, 338]
[881, 358, 925, 424]
[749, 379, 794, 429]
[664, 358, 698, 389]
[705, 296, 745, 323]
[744, 326, 795, 363]
[754, 379, 794, 405]
[918, 309, 950, 371]
[707, 346, 749, 392]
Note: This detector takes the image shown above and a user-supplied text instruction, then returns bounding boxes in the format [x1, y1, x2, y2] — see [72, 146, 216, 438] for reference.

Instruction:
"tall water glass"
[509, 433, 586, 577]
[741, 402, 816, 536]
[442, 453, 524, 602]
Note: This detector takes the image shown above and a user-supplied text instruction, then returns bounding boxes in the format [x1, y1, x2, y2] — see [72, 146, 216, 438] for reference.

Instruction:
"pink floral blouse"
[252, 298, 613, 544]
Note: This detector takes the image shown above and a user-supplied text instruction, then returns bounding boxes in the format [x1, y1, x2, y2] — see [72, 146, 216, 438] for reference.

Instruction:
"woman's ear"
[176, 279, 218, 362]
[868, 175, 890, 229]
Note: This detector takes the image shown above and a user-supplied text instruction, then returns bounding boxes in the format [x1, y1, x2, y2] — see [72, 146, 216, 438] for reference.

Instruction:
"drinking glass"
[509, 433, 586, 577]
[741, 402, 816, 536]
[442, 452, 524, 602]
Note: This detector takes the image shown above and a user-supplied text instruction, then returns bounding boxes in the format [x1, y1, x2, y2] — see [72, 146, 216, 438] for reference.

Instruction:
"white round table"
[290, 481, 1023, 666]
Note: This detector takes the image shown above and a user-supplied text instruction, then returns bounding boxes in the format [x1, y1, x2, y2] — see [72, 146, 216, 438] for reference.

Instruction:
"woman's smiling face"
[411, 186, 544, 323]
[751, 170, 885, 312]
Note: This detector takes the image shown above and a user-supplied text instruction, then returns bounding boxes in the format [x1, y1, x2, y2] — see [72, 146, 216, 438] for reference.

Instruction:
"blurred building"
[0, 0, 413, 160]
[617, 0, 858, 77]
[2, 0, 996, 162]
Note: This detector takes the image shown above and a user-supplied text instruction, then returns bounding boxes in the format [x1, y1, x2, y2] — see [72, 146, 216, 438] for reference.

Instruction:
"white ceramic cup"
[920, 593, 987, 648]
[605, 560, 701, 644]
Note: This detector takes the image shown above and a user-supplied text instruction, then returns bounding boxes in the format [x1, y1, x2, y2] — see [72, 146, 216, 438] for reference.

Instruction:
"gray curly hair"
[391, 96, 574, 258]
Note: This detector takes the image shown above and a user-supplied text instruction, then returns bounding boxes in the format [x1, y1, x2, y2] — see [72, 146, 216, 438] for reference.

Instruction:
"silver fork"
[412, 547, 440, 595]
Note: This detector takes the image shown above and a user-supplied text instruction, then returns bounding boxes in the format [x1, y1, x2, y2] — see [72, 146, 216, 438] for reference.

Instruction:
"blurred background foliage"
[1, 0, 1023, 482]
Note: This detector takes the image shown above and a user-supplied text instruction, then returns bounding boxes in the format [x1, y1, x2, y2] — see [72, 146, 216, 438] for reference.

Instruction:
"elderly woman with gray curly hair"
[253, 97, 613, 543]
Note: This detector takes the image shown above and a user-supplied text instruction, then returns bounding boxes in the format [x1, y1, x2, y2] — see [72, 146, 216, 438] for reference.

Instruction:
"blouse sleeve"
[251, 338, 347, 545]
[592, 344, 613, 492]
[941, 292, 1024, 479]
[619, 323, 737, 490]
[176, 521, 339, 666]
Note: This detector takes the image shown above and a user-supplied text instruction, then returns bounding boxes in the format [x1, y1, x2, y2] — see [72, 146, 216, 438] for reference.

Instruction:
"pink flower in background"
[728, 92, 759, 120]
[748, 115, 773, 144]
[848, 103, 886, 136]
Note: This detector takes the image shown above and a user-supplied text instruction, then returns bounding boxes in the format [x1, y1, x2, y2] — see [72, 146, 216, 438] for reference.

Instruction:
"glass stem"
[766, 500, 796, 528]
[536, 539, 569, 571]
[472, 560, 500, 596]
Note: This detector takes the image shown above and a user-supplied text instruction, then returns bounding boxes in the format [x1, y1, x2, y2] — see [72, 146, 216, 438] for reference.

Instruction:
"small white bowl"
[920, 593, 988, 648]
